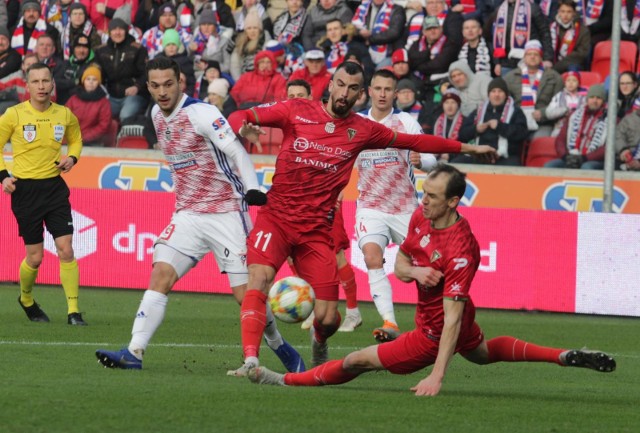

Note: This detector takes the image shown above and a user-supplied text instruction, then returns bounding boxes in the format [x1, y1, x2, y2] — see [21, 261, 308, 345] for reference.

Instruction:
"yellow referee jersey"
[0, 101, 83, 179]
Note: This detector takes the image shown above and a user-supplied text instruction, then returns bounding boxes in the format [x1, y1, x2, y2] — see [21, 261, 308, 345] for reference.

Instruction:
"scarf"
[550, 88, 586, 136]
[458, 37, 491, 74]
[521, 66, 543, 130]
[62, 20, 94, 60]
[493, 0, 531, 60]
[567, 104, 607, 154]
[326, 41, 348, 73]
[405, 11, 424, 50]
[400, 101, 423, 121]
[576, 0, 605, 25]
[414, 34, 447, 80]
[352, 0, 393, 64]
[434, 111, 463, 140]
[12, 17, 47, 56]
[274, 8, 306, 45]
[75, 85, 108, 102]
[621, 0, 640, 35]
[476, 96, 515, 157]
[550, 19, 580, 62]
[538, 0, 552, 16]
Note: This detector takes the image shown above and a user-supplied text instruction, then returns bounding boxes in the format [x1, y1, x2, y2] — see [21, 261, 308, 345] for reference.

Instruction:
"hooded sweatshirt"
[447, 59, 491, 116]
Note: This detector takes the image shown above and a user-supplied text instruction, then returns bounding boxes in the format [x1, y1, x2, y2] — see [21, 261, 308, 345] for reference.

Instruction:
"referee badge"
[23, 125, 36, 142]
[53, 125, 65, 142]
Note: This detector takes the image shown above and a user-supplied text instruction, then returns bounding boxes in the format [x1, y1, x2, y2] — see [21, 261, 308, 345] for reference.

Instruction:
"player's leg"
[18, 243, 49, 322]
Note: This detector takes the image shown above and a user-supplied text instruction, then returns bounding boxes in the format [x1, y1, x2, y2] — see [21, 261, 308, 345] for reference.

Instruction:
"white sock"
[129, 290, 168, 358]
[346, 307, 360, 316]
[368, 268, 396, 324]
[263, 306, 284, 350]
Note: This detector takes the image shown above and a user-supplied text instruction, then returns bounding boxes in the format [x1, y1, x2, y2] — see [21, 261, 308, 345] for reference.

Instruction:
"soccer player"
[247, 164, 617, 395]
[95, 57, 304, 372]
[355, 69, 437, 342]
[286, 78, 362, 333]
[0, 62, 86, 326]
[226, 61, 498, 376]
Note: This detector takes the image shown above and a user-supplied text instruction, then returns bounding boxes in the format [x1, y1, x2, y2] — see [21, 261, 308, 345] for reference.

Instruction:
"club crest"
[325, 122, 335, 134]
[347, 128, 356, 140]
[430, 250, 441, 263]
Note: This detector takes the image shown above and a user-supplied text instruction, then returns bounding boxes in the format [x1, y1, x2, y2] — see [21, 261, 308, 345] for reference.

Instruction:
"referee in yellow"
[0, 62, 87, 325]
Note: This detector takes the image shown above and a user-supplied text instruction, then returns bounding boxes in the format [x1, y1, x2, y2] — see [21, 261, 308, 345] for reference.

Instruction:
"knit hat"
[69, 3, 88, 16]
[159, 2, 177, 17]
[21, 0, 40, 14]
[108, 18, 129, 31]
[199, 8, 217, 25]
[488, 77, 509, 95]
[264, 40, 285, 58]
[243, 7, 262, 30]
[524, 39, 543, 56]
[205, 60, 221, 73]
[397, 79, 417, 93]
[208, 78, 229, 98]
[441, 88, 461, 106]
[0, 27, 10, 40]
[73, 34, 91, 49]
[562, 70, 581, 86]
[81, 65, 102, 85]
[162, 28, 181, 48]
[422, 16, 440, 30]
[587, 84, 606, 100]
[391, 48, 409, 64]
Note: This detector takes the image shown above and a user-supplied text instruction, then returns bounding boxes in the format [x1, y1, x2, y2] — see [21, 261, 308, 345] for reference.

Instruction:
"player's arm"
[228, 101, 291, 150]
[411, 298, 465, 397]
[394, 250, 443, 286]
[393, 131, 497, 161]
[0, 108, 17, 190]
[402, 114, 438, 171]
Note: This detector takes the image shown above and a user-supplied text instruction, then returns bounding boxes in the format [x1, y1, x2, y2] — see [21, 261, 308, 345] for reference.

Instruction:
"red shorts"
[377, 322, 484, 374]
[331, 206, 350, 253]
[248, 210, 340, 301]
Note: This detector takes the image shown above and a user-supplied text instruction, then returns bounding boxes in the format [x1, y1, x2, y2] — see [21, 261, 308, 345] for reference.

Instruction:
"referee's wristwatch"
[69, 156, 78, 165]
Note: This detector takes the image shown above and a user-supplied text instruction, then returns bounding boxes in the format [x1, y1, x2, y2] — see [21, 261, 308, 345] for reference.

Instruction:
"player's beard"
[331, 94, 356, 117]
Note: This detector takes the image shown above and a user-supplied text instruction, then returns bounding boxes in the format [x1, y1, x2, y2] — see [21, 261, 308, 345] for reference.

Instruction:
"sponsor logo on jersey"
[372, 156, 399, 166]
[292, 137, 352, 158]
[294, 156, 338, 172]
[166, 152, 195, 162]
[430, 250, 441, 263]
[23, 124, 36, 142]
[212, 117, 227, 130]
[171, 159, 198, 172]
[449, 282, 462, 293]
[53, 124, 65, 142]
[295, 115, 316, 124]
[543, 180, 629, 212]
[453, 258, 468, 270]
[325, 122, 335, 133]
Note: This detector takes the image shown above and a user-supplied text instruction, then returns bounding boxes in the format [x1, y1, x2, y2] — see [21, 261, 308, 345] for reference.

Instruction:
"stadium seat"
[525, 137, 558, 167]
[117, 135, 149, 149]
[591, 41, 638, 79]
[104, 119, 119, 147]
[257, 126, 283, 154]
[579, 71, 602, 88]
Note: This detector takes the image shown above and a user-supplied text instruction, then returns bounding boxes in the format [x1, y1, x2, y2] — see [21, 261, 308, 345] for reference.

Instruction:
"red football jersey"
[236, 99, 462, 228]
[399, 207, 481, 342]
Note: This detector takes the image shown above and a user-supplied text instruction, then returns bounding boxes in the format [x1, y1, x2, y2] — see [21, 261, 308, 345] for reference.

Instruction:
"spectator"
[456, 77, 529, 166]
[157, 28, 196, 96]
[95, 18, 149, 121]
[0, 53, 38, 113]
[81, 0, 139, 36]
[10, 0, 62, 56]
[504, 40, 563, 138]
[546, 70, 586, 137]
[302, 0, 353, 51]
[577, 0, 612, 47]
[351, 0, 406, 68]
[230, 50, 286, 108]
[230, 7, 270, 80]
[621, 0, 640, 42]
[545, 84, 607, 170]
[395, 78, 422, 121]
[141, 2, 192, 60]
[550, 0, 591, 74]
[430, 88, 464, 162]
[615, 109, 640, 171]
[206, 77, 237, 117]
[57, 34, 96, 104]
[187, 0, 235, 31]
[65, 64, 111, 146]
[0, 26, 21, 79]
[318, 18, 348, 73]
[447, 59, 491, 117]
[187, 8, 232, 72]
[233, 0, 272, 35]
[264, 40, 289, 77]
[33, 34, 70, 103]
[273, 0, 308, 47]
[390, 48, 424, 101]
[288, 49, 331, 100]
[60, 3, 101, 60]
[44, 0, 75, 34]
[458, 17, 492, 76]
[616, 71, 640, 121]
[403, 0, 425, 51]
[425, 0, 463, 47]
[485, 0, 553, 77]
[194, 60, 234, 100]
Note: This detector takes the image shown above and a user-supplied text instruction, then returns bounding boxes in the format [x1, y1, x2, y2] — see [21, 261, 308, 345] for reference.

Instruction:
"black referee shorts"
[10, 176, 74, 245]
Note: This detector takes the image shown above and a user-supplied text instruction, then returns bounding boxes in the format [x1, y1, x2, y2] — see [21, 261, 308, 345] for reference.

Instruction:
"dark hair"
[325, 18, 343, 28]
[371, 68, 398, 85]
[287, 79, 311, 95]
[146, 56, 181, 80]
[558, 0, 577, 9]
[463, 17, 482, 26]
[335, 61, 365, 81]
[26, 62, 52, 79]
[428, 163, 467, 200]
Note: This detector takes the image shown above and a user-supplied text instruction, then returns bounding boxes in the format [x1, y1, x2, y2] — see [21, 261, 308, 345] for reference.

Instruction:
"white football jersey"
[152, 94, 259, 214]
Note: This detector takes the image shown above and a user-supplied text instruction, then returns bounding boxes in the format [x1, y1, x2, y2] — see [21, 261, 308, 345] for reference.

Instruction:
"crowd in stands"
[0, 0, 639, 170]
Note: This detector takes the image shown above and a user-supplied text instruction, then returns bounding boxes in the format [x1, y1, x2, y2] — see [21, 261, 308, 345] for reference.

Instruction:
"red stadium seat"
[525, 136, 558, 167]
[257, 127, 283, 154]
[117, 136, 149, 149]
[104, 119, 120, 147]
[591, 41, 638, 79]
[578, 71, 602, 88]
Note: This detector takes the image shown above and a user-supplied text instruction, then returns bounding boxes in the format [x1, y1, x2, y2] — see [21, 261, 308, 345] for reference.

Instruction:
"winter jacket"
[408, 35, 459, 85]
[302, 0, 353, 51]
[615, 109, 640, 156]
[230, 50, 286, 107]
[94, 33, 149, 99]
[0, 47, 21, 79]
[65, 86, 111, 144]
[80, 0, 139, 34]
[56, 51, 96, 105]
[504, 67, 564, 123]
[288, 64, 331, 101]
[447, 60, 491, 116]
[551, 17, 591, 74]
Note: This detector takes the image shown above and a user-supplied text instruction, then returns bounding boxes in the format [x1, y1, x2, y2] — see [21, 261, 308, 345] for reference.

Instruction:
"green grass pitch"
[0, 283, 638, 433]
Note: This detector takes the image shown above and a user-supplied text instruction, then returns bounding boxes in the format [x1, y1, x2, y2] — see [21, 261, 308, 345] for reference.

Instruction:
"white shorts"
[154, 210, 252, 283]
[355, 207, 412, 250]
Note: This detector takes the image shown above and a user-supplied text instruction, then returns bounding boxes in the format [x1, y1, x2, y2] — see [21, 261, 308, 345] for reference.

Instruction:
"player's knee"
[248, 265, 273, 293]
[56, 246, 74, 262]
[343, 350, 375, 371]
[149, 262, 179, 293]
[26, 252, 43, 268]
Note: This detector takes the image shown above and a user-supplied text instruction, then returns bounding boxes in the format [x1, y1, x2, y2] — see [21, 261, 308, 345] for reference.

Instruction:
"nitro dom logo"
[543, 180, 629, 212]
[414, 174, 479, 206]
[100, 161, 174, 191]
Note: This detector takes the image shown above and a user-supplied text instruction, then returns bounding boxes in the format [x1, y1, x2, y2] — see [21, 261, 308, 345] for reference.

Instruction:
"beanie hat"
[73, 34, 91, 49]
[0, 27, 10, 40]
[81, 65, 102, 85]
[488, 77, 509, 96]
[159, 2, 177, 17]
[108, 18, 129, 31]
[392, 48, 409, 64]
[397, 79, 417, 93]
[162, 28, 181, 48]
[243, 7, 262, 30]
[562, 70, 581, 86]
[21, 0, 40, 15]
[208, 78, 229, 98]
[524, 39, 543, 56]
[199, 8, 217, 25]
[587, 84, 606, 100]
[441, 88, 462, 106]
[264, 40, 285, 58]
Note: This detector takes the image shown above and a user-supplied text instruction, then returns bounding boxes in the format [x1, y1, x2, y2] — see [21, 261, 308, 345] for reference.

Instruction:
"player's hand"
[467, 144, 498, 164]
[55, 156, 76, 173]
[2, 176, 16, 194]
[411, 266, 443, 287]
[239, 120, 266, 150]
[410, 374, 442, 396]
[409, 151, 422, 169]
[245, 189, 267, 206]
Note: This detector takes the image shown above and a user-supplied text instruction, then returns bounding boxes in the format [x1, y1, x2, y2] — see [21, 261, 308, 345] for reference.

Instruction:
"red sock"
[338, 263, 358, 309]
[240, 290, 268, 359]
[312, 311, 342, 344]
[284, 359, 359, 386]
[487, 336, 564, 366]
